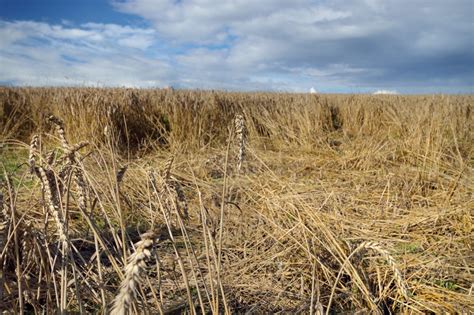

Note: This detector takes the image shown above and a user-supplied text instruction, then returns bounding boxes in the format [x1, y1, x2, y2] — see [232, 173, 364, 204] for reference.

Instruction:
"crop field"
[0, 87, 473, 314]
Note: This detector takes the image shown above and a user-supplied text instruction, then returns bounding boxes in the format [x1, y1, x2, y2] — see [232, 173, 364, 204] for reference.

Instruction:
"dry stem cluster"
[0, 87, 472, 314]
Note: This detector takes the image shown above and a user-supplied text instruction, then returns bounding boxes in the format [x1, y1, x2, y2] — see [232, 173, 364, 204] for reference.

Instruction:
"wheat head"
[360, 241, 409, 301]
[110, 230, 157, 315]
[234, 114, 247, 172]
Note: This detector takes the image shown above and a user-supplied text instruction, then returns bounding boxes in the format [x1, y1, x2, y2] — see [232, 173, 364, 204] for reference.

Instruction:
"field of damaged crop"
[0, 87, 472, 314]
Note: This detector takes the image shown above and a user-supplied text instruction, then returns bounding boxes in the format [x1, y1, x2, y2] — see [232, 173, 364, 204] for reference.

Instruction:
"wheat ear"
[37, 166, 68, 248]
[169, 177, 189, 220]
[163, 155, 174, 181]
[28, 135, 39, 174]
[162, 156, 186, 212]
[327, 241, 409, 312]
[360, 241, 409, 300]
[111, 231, 157, 315]
[0, 189, 9, 262]
[49, 116, 89, 213]
[48, 115, 69, 150]
[234, 114, 246, 171]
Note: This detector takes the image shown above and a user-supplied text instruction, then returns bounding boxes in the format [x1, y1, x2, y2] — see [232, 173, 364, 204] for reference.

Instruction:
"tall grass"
[0, 87, 473, 313]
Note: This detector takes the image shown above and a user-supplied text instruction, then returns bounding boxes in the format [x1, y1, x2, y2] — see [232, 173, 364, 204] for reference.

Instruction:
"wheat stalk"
[111, 230, 157, 315]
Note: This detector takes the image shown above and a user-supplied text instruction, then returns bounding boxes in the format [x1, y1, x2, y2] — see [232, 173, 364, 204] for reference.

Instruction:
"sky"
[0, 0, 473, 93]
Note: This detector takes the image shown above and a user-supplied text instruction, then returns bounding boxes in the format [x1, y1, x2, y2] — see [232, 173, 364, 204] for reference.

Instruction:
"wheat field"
[0, 87, 473, 314]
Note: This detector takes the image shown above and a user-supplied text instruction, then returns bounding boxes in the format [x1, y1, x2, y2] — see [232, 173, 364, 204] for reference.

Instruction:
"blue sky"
[0, 0, 473, 93]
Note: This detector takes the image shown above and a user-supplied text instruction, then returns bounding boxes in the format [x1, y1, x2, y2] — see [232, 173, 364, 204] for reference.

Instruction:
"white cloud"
[117, 34, 154, 49]
[0, 20, 171, 87]
[113, 0, 365, 44]
[373, 90, 399, 95]
[113, 0, 311, 42]
[111, 0, 473, 93]
[1, 0, 473, 93]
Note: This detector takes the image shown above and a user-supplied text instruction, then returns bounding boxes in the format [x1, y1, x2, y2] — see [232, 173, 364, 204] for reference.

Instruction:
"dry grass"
[0, 87, 473, 314]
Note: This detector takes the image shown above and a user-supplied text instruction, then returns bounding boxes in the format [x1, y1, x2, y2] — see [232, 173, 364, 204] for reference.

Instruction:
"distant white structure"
[373, 89, 398, 95]
[309, 87, 318, 94]
[163, 85, 174, 91]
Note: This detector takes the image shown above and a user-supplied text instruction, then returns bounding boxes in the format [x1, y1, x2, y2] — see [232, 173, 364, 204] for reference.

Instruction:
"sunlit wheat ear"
[28, 134, 39, 174]
[111, 230, 157, 315]
[234, 114, 247, 172]
[36, 166, 68, 249]
[49, 115, 90, 214]
[67, 142, 90, 212]
[74, 168, 88, 213]
[48, 115, 69, 150]
[329, 240, 410, 311]
[360, 241, 409, 301]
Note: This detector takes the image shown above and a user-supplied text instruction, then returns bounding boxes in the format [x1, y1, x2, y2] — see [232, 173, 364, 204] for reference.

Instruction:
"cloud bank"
[1, 0, 473, 92]
[0, 20, 174, 87]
